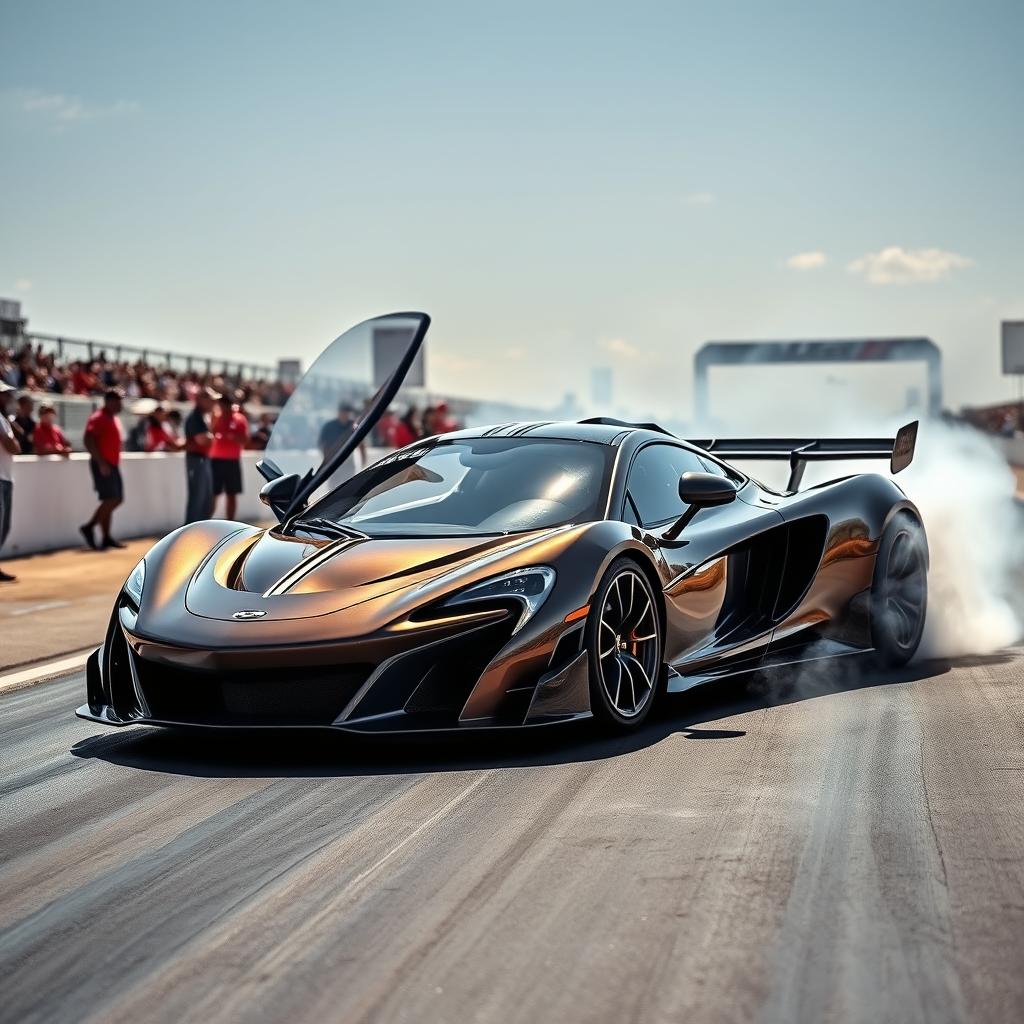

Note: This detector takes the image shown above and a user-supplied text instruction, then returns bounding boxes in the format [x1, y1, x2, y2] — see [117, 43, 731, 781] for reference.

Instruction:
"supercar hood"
[127, 518, 602, 650]
[180, 525, 574, 623]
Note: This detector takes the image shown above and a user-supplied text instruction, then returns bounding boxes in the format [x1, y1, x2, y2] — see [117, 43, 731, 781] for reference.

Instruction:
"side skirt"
[667, 638, 870, 694]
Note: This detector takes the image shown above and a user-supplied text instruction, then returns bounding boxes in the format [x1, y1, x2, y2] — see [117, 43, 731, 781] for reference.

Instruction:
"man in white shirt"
[0, 382, 20, 582]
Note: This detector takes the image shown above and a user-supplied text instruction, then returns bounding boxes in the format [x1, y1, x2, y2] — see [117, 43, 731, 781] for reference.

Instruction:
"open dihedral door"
[260, 312, 430, 514]
[689, 421, 918, 492]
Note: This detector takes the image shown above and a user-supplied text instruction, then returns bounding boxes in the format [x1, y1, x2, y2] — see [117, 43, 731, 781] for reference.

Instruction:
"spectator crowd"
[959, 403, 1022, 438]
[1, 339, 294, 408]
[1, 339, 463, 455]
[0, 344, 462, 581]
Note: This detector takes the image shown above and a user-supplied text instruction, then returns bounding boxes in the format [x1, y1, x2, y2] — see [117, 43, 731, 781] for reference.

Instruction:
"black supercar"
[80, 313, 928, 734]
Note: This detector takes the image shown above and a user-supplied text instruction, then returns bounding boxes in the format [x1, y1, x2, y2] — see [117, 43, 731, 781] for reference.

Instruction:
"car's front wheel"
[870, 513, 928, 667]
[586, 558, 663, 729]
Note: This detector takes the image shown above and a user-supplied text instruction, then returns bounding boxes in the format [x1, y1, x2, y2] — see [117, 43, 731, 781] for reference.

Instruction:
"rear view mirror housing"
[259, 473, 301, 521]
[663, 472, 739, 540]
[678, 472, 739, 507]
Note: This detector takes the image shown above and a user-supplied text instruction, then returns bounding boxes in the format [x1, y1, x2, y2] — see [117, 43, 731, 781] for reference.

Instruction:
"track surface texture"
[2, 650, 1024, 1024]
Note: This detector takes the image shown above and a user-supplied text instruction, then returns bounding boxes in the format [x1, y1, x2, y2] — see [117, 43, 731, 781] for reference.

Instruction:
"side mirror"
[259, 473, 300, 521]
[663, 472, 739, 541]
[678, 472, 739, 508]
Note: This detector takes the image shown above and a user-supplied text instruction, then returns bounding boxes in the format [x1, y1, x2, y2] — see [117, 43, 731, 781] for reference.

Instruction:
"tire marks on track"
[4, 655, 1024, 1024]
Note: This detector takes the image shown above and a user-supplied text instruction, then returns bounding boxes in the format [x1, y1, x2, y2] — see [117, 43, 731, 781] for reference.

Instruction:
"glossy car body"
[78, 314, 927, 734]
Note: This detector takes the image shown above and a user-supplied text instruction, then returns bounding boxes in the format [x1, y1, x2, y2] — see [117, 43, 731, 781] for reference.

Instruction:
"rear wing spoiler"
[690, 420, 918, 492]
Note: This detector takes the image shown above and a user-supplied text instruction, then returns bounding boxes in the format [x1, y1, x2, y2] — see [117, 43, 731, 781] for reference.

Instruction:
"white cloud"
[848, 245, 973, 285]
[786, 251, 827, 270]
[14, 278, 32, 293]
[503, 346, 526, 361]
[684, 192, 716, 206]
[601, 337, 639, 359]
[10, 89, 140, 124]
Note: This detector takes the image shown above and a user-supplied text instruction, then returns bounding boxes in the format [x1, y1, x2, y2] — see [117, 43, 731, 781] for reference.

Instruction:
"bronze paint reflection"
[665, 556, 729, 658]
[667, 557, 727, 597]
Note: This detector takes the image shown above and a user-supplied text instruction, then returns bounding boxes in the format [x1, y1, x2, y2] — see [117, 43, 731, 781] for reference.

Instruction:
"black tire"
[586, 557, 664, 729]
[870, 513, 928, 667]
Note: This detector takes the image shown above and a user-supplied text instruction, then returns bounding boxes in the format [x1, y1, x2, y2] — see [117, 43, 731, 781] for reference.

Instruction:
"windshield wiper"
[291, 517, 367, 541]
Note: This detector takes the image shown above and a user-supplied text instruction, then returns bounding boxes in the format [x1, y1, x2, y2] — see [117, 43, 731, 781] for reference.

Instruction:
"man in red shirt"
[210, 395, 249, 521]
[33, 405, 72, 456]
[80, 390, 125, 549]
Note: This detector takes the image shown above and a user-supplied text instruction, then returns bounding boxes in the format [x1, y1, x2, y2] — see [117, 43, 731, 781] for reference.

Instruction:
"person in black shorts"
[210, 394, 249, 521]
[211, 457, 241, 495]
[80, 390, 126, 549]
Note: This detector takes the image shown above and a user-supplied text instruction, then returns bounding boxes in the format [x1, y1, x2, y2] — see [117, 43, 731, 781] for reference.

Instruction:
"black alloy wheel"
[587, 558, 663, 729]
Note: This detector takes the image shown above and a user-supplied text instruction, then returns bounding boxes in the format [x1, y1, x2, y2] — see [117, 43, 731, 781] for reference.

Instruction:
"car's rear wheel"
[586, 558, 663, 729]
[870, 514, 928, 667]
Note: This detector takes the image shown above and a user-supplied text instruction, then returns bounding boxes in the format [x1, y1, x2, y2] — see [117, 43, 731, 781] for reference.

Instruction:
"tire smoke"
[899, 420, 1023, 658]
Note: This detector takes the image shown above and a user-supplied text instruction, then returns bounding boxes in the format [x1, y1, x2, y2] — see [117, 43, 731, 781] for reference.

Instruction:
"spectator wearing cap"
[184, 387, 218, 524]
[33, 405, 72, 456]
[81, 389, 126, 550]
[0, 382, 20, 581]
[12, 395, 36, 455]
[210, 394, 249, 521]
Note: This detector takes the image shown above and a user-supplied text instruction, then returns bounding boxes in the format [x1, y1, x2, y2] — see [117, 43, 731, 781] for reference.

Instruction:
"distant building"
[0, 299, 27, 345]
[554, 391, 581, 419]
[277, 359, 302, 385]
[591, 366, 612, 408]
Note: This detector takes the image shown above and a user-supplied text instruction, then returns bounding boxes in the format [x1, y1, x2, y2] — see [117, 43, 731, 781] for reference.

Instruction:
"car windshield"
[297, 437, 612, 537]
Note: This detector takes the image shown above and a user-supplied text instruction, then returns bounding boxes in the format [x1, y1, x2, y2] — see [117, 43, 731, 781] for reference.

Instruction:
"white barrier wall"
[3, 453, 270, 556]
[3, 449, 386, 557]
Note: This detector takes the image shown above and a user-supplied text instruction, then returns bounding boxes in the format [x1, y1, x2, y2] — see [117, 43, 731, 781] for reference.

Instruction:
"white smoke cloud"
[901, 421, 1022, 658]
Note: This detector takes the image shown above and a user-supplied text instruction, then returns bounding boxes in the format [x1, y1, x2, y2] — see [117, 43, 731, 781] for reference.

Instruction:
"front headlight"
[442, 566, 556, 634]
[124, 559, 146, 607]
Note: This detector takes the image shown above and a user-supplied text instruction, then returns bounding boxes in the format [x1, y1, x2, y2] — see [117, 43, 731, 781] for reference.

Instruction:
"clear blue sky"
[1, 0, 1022, 420]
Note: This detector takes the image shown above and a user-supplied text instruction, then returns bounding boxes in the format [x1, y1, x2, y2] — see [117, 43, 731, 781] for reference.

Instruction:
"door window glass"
[626, 444, 705, 526]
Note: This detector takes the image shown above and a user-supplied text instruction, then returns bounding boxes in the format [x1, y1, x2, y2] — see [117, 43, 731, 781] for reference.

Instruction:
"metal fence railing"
[24, 332, 282, 382]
